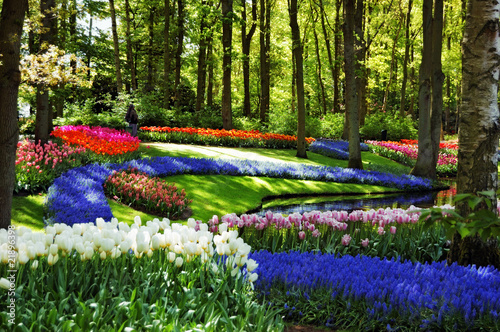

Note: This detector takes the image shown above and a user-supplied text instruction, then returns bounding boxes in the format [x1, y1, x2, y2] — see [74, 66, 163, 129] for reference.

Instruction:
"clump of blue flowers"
[309, 139, 369, 160]
[250, 250, 500, 330]
[45, 156, 432, 225]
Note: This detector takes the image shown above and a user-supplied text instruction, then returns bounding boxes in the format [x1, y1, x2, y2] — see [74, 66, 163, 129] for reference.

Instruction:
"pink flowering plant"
[367, 140, 457, 177]
[15, 139, 87, 193]
[208, 207, 448, 262]
[103, 166, 192, 219]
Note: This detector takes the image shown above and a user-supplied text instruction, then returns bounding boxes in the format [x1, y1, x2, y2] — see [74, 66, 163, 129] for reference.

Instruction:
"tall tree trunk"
[206, 39, 214, 107]
[445, 36, 451, 132]
[35, 0, 56, 145]
[259, 0, 271, 123]
[0, 0, 28, 229]
[354, 0, 367, 126]
[429, 0, 444, 174]
[174, 0, 184, 110]
[87, 15, 92, 79]
[125, 0, 137, 91]
[448, 0, 500, 269]
[289, 0, 307, 159]
[381, 17, 402, 113]
[195, 0, 209, 112]
[69, 0, 77, 74]
[164, 0, 171, 108]
[317, 0, 334, 113]
[109, 0, 122, 94]
[241, 0, 257, 117]
[334, 0, 341, 113]
[399, 0, 412, 116]
[146, 6, 155, 92]
[313, 25, 327, 115]
[221, 0, 233, 129]
[410, 0, 433, 179]
[344, 0, 362, 169]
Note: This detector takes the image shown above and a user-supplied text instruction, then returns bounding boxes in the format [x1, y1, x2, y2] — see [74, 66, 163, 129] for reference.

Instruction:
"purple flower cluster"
[45, 156, 432, 225]
[250, 250, 500, 329]
[309, 139, 369, 160]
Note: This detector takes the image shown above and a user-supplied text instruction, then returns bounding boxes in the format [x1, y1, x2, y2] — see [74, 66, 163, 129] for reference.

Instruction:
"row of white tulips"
[0, 216, 259, 288]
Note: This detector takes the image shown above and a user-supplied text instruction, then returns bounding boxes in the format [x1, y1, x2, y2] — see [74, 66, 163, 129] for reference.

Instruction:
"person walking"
[125, 103, 139, 137]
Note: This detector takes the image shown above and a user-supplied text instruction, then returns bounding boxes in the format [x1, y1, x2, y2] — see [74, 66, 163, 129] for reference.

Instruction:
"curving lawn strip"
[45, 156, 432, 226]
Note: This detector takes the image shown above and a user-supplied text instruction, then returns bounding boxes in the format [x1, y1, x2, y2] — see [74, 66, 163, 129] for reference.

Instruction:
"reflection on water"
[254, 182, 457, 216]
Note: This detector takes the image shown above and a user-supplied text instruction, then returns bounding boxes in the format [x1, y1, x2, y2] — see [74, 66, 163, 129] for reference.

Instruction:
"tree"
[447, 0, 500, 269]
[164, 0, 172, 109]
[288, 0, 306, 159]
[0, 0, 28, 229]
[195, 0, 210, 113]
[259, 0, 271, 123]
[221, 0, 233, 129]
[174, 0, 185, 109]
[241, 0, 257, 117]
[109, 0, 123, 94]
[125, 0, 137, 91]
[34, 0, 57, 145]
[343, 0, 362, 169]
[410, 0, 444, 180]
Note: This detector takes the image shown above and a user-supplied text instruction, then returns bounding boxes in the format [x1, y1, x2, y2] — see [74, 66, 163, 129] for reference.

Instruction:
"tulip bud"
[175, 257, 183, 268]
[49, 244, 58, 256]
[31, 260, 39, 270]
[0, 278, 11, 290]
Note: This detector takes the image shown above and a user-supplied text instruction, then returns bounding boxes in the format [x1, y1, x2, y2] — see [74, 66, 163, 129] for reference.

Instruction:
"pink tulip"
[377, 227, 385, 235]
[361, 238, 369, 247]
[390, 226, 397, 234]
[298, 231, 306, 240]
[341, 234, 351, 246]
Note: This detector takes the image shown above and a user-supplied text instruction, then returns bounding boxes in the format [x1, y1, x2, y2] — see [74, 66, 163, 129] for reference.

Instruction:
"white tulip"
[175, 257, 183, 268]
[111, 247, 121, 259]
[134, 216, 142, 227]
[248, 272, 258, 283]
[31, 260, 39, 270]
[168, 252, 176, 263]
[184, 242, 197, 256]
[0, 278, 11, 290]
[187, 218, 197, 229]
[174, 244, 183, 255]
[231, 266, 240, 277]
[48, 253, 59, 265]
[75, 242, 85, 255]
[151, 234, 161, 250]
[246, 259, 259, 272]
[84, 246, 94, 260]
[96, 218, 105, 230]
[49, 244, 58, 256]
[45, 234, 54, 246]
[219, 223, 228, 234]
[46, 226, 56, 236]
[100, 238, 115, 253]
[118, 222, 130, 233]
[18, 251, 29, 265]
[100, 251, 107, 260]
[199, 223, 208, 232]
[73, 224, 83, 236]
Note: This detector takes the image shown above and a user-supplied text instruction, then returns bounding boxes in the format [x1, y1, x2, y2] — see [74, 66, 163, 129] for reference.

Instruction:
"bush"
[361, 112, 418, 140]
[317, 112, 345, 139]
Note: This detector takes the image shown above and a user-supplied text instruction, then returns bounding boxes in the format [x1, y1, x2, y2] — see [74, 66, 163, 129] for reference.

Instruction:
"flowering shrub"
[0, 219, 277, 331]
[139, 126, 315, 149]
[207, 207, 447, 263]
[250, 250, 500, 330]
[309, 139, 370, 160]
[367, 140, 457, 176]
[45, 156, 433, 225]
[103, 166, 192, 219]
[52, 125, 141, 156]
[15, 139, 87, 193]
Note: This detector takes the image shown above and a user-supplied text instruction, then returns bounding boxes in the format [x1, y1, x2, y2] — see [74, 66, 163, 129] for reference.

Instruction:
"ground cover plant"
[308, 139, 370, 160]
[139, 126, 315, 149]
[367, 140, 458, 177]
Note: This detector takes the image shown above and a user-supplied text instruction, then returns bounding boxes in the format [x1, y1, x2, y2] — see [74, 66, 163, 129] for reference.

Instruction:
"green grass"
[12, 143, 411, 230]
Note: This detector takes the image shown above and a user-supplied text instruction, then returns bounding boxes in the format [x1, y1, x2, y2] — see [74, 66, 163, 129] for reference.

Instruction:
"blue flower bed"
[45, 156, 432, 225]
[250, 250, 500, 330]
[309, 139, 370, 160]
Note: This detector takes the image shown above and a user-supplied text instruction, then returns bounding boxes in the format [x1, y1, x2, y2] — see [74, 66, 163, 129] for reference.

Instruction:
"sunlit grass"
[13, 143, 411, 229]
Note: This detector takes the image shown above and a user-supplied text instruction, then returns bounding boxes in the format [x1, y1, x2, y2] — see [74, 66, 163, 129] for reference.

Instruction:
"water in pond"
[252, 181, 457, 216]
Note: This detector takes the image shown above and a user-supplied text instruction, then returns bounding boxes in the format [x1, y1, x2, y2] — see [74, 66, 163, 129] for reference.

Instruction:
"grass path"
[12, 143, 412, 230]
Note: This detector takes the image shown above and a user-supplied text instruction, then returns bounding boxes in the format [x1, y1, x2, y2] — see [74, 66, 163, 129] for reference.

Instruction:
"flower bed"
[45, 156, 432, 225]
[250, 250, 500, 330]
[139, 126, 315, 149]
[207, 207, 447, 262]
[52, 125, 141, 155]
[15, 139, 87, 193]
[0, 219, 279, 330]
[367, 140, 457, 176]
[104, 166, 192, 219]
[308, 139, 370, 160]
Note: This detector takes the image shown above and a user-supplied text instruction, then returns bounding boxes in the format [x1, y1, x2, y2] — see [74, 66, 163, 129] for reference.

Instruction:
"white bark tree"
[448, 0, 500, 268]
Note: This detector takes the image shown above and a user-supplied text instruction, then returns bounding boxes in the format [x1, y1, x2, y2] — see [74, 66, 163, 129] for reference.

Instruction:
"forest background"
[15, 0, 463, 144]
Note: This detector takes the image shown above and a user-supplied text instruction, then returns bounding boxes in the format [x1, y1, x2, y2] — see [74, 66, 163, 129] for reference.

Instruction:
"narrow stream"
[253, 181, 457, 216]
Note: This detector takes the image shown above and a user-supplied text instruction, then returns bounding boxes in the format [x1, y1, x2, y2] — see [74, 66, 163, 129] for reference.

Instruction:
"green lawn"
[12, 143, 412, 230]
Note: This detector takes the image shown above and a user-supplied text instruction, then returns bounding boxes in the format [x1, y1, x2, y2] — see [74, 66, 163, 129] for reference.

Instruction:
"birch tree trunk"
[0, 0, 28, 228]
[448, 0, 500, 269]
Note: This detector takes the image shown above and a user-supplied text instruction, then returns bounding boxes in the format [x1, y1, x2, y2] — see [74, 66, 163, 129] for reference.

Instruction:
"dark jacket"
[125, 104, 138, 124]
